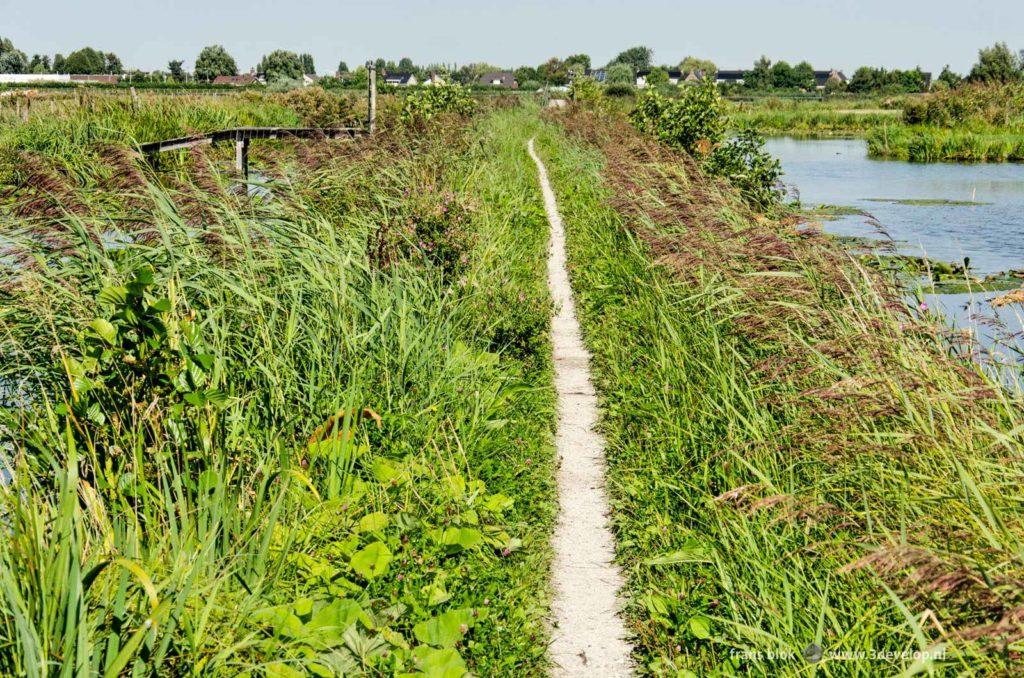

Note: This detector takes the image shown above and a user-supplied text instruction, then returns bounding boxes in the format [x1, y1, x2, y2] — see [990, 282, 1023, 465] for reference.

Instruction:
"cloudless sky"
[2, 0, 1021, 75]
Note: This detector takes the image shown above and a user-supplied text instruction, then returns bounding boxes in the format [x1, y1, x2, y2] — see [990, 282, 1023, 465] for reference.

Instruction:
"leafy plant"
[399, 83, 476, 125]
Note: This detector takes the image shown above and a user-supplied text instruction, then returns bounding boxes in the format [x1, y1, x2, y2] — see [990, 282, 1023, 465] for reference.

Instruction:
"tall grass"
[539, 109, 1024, 674]
[1, 105, 557, 674]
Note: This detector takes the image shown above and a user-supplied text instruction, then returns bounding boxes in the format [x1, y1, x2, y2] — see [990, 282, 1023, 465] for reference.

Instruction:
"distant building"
[813, 70, 848, 89]
[584, 68, 606, 83]
[715, 70, 746, 86]
[478, 71, 518, 88]
[422, 73, 446, 86]
[212, 73, 264, 86]
[383, 72, 418, 86]
[302, 73, 318, 87]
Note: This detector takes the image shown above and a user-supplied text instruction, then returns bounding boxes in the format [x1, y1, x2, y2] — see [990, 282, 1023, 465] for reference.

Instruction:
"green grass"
[868, 124, 1024, 162]
[0, 104, 558, 675]
[536, 111, 1024, 675]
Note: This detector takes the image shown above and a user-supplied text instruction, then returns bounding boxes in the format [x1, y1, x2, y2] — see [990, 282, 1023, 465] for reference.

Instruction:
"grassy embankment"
[0, 95, 558, 675]
[536, 108, 1024, 674]
[726, 96, 903, 136]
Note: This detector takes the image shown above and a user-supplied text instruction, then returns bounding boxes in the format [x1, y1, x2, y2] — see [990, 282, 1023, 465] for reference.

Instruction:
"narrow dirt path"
[528, 138, 633, 676]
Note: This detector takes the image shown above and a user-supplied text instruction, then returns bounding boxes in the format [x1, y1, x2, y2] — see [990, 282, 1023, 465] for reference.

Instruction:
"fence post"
[367, 60, 377, 134]
[235, 137, 249, 179]
[130, 86, 139, 113]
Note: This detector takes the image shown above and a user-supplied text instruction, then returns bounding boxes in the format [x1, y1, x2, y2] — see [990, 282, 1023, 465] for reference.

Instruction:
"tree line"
[3, 37, 1022, 93]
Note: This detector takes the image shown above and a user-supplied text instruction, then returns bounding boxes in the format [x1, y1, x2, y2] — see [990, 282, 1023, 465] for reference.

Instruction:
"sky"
[2, 0, 1022, 75]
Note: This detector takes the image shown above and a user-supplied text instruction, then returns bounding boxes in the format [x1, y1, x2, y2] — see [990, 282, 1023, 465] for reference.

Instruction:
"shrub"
[604, 83, 636, 97]
[568, 76, 602, 104]
[274, 86, 355, 126]
[399, 83, 476, 125]
[630, 81, 782, 208]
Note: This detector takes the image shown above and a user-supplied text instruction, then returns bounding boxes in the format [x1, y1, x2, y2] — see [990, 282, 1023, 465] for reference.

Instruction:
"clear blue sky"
[2, 0, 1021, 74]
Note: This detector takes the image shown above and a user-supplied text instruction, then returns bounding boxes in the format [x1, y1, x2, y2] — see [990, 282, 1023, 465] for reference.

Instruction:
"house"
[478, 71, 517, 88]
[813, 70, 848, 89]
[635, 69, 692, 88]
[584, 68, 606, 83]
[213, 73, 263, 86]
[302, 73, 318, 87]
[383, 72, 418, 86]
[422, 73, 446, 86]
[715, 70, 746, 86]
[212, 73, 264, 86]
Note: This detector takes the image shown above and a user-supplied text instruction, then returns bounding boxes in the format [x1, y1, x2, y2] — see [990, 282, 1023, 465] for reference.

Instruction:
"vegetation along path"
[528, 138, 633, 676]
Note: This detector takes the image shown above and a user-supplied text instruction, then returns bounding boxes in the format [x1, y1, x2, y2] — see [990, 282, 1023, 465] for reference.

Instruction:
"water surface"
[767, 137, 1024, 375]
[766, 137, 1024, 275]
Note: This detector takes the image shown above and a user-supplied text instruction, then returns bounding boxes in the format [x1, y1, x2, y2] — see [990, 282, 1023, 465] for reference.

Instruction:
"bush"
[399, 83, 476, 125]
[568, 76, 602, 104]
[274, 86, 356, 126]
[604, 83, 636, 97]
[630, 81, 782, 208]
[900, 82, 1024, 128]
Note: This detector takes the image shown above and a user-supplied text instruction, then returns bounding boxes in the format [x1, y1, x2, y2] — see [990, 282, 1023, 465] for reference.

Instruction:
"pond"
[767, 137, 1024, 377]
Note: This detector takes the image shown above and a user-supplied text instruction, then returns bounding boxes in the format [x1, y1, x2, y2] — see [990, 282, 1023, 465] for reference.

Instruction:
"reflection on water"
[766, 137, 1024, 275]
[767, 137, 1024, 377]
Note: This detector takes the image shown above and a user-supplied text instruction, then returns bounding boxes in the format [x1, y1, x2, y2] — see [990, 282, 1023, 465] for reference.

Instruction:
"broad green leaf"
[412, 646, 468, 677]
[90, 318, 117, 345]
[358, 512, 390, 533]
[413, 609, 475, 648]
[688, 615, 712, 640]
[350, 542, 392, 580]
[646, 539, 711, 566]
[430, 527, 483, 552]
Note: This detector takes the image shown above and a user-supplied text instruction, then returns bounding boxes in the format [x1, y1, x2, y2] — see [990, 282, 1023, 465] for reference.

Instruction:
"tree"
[29, 54, 51, 73]
[678, 56, 717, 77]
[53, 53, 65, 72]
[565, 53, 591, 70]
[63, 47, 107, 74]
[398, 57, 414, 72]
[168, 60, 186, 82]
[770, 60, 795, 88]
[337, 61, 349, 74]
[194, 44, 238, 82]
[611, 45, 653, 74]
[746, 56, 772, 90]
[259, 50, 304, 82]
[968, 42, 1022, 83]
[605, 62, 634, 85]
[792, 61, 815, 90]
[646, 67, 669, 86]
[938, 64, 962, 88]
[104, 52, 123, 74]
[539, 57, 569, 85]
[300, 53, 316, 74]
[0, 38, 29, 74]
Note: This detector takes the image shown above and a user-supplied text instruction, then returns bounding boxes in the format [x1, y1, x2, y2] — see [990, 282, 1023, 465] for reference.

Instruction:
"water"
[767, 137, 1024, 373]
[765, 137, 1024, 275]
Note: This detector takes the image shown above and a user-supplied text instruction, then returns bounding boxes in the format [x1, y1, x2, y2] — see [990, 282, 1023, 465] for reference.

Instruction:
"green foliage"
[399, 82, 476, 124]
[167, 59, 185, 82]
[259, 49, 304, 83]
[604, 82, 636, 97]
[300, 52, 316, 74]
[611, 45, 653, 74]
[848, 66, 930, 93]
[969, 42, 1023, 84]
[745, 55, 773, 90]
[605, 62, 634, 85]
[630, 84, 725, 153]
[194, 44, 238, 82]
[568, 76, 602, 104]
[679, 56, 717, 77]
[630, 82, 781, 207]
[0, 37, 28, 74]
[63, 46, 108, 74]
[645, 67, 670, 86]
[938, 64, 963, 88]
[704, 128, 782, 208]
[274, 85, 355, 126]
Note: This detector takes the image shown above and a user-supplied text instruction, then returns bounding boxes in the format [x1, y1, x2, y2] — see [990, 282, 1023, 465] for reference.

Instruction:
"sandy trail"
[527, 138, 633, 677]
